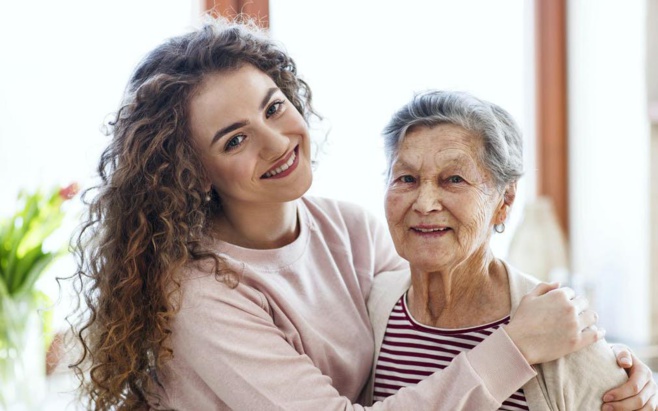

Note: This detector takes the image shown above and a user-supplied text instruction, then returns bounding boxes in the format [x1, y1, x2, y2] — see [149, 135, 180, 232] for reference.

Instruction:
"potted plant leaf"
[0, 183, 78, 410]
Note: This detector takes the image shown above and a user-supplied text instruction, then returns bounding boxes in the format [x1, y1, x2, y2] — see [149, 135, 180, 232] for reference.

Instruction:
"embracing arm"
[165, 276, 540, 411]
[364, 273, 605, 410]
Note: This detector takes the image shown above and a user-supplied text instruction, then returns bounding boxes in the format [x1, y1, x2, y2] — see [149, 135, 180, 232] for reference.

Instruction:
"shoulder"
[530, 338, 627, 409]
[301, 196, 387, 241]
[302, 195, 379, 224]
[501, 260, 542, 309]
[176, 261, 269, 316]
[367, 269, 410, 319]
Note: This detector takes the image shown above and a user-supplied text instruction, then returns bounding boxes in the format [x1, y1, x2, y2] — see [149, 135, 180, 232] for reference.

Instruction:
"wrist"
[502, 323, 535, 364]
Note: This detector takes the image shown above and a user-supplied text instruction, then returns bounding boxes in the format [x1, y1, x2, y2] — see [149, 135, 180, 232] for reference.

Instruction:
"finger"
[550, 286, 576, 301]
[579, 325, 605, 348]
[602, 379, 652, 410]
[528, 281, 560, 297]
[610, 344, 633, 368]
[643, 393, 658, 411]
[603, 361, 652, 403]
[637, 405, 655, 410]
[572, 295, 591, 314]
[577, 309, 598, 331]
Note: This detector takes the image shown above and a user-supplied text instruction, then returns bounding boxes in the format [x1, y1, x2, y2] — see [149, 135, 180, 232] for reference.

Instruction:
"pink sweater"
[151, 197, 534, 410]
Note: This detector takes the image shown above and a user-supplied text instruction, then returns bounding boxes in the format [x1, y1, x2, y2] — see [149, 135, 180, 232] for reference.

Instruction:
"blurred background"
[0, 0, 656, 409]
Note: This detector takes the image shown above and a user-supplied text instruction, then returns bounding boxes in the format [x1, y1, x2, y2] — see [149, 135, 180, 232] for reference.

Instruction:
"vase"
[0, 295, 47, 411]
[507, 196, 570, 283]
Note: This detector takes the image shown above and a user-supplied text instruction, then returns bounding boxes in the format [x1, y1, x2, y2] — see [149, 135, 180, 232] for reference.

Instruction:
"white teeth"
[415, 227, 448, 233]
[264, 150, 296, 178]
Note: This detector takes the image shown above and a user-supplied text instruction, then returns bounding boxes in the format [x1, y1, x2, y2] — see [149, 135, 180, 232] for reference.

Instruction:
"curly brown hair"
[68, 16, 315, 410]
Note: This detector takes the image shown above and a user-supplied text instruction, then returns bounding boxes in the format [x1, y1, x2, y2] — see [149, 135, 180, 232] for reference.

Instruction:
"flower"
[58, 183, 80, 200]
[0, 184, 78, 298]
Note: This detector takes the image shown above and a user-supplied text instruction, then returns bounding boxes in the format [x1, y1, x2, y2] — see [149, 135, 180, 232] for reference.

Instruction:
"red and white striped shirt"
[374, 294, 529, 411]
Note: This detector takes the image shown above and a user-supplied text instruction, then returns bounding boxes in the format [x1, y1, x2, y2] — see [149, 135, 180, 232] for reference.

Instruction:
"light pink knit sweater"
[150, 196, 534, 410]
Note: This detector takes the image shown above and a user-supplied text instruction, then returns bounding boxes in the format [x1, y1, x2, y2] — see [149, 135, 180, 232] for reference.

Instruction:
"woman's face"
[188, 64, 312, 208]
[385, 124, 505, 272]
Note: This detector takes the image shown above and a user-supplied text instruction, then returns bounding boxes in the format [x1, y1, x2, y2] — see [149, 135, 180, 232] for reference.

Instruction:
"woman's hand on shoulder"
[601, 345, 657, 410]
[503, 282, 604, 365]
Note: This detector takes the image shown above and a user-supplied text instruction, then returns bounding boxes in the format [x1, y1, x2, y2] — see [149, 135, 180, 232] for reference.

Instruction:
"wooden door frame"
[203, 0, 269, 28]
[535, 0, 569, 236]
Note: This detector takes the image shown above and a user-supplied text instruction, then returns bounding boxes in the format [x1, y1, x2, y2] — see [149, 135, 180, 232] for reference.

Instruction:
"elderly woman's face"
[385, 124, 505, 272]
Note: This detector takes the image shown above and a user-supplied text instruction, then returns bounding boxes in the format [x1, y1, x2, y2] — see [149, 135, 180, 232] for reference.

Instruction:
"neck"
[211, 200, 299, 249]
[408, 249, 510, 328]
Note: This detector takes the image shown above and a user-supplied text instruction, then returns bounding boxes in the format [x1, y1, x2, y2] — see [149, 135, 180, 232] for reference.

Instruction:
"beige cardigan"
[366, 261, 628, 410]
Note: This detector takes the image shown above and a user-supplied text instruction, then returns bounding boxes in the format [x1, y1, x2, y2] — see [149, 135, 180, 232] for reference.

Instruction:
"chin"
[409, 259, 452, 273]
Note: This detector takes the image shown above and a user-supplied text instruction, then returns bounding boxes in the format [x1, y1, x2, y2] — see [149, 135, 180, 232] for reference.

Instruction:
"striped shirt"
[374, 294, 529, 411]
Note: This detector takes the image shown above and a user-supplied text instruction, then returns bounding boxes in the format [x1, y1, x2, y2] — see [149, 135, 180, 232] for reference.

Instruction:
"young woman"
[70, 17, 655, 410]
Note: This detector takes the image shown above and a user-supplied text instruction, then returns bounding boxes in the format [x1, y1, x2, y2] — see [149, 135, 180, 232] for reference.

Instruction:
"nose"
[258, 124, 289, 161]
[412, 182, 443, 214]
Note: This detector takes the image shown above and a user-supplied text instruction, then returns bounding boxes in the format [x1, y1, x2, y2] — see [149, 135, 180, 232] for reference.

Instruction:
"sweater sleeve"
[368, 328, 536, 410]
[466, 327, 538, 404]
[167, 275, 533, 411]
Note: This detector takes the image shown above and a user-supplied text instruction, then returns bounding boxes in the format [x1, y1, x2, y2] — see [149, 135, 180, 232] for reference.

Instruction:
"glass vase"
[507, 196, 570, 283]
[0, 295, 46, 411]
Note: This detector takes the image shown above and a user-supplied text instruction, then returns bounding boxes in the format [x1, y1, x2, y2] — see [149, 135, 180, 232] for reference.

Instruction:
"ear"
[201, 176, 212, 194]
[496, 181, 517, 224]
[503, 181, 517, 207]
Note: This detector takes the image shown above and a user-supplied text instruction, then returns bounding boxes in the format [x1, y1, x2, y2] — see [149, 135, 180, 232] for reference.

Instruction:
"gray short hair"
[382, 90, 524, 188]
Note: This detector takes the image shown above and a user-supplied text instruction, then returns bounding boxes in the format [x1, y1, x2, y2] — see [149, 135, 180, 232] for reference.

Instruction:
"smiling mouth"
[261, 146, 298, 179]
[412, 227, 451, 233]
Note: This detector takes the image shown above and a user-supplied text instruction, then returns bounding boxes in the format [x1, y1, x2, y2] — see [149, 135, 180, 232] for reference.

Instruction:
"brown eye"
[225, 135, 246, 151]
[266, 101, 284, 118]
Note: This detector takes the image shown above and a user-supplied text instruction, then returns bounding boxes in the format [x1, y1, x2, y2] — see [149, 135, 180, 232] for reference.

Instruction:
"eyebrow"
[209, 87, 280, 147]
[391, 157, 417, 171]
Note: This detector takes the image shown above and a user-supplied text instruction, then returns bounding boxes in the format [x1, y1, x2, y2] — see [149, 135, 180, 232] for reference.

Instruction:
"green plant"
[0, 183, 78, 408]
[0, 183, 78, 299]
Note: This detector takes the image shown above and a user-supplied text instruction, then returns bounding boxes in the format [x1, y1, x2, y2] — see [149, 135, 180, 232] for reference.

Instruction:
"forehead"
[397, 123, 484, 162]
[188, 65, 276, 142]
[190, 65, 275, 114]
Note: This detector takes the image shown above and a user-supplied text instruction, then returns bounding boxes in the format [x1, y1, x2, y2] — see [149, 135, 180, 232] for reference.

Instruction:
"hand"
[602, 346, 657, 410]
[504, 282, 604, 364]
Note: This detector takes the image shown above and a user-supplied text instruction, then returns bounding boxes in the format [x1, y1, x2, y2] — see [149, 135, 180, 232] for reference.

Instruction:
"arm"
[170, 276, 535, 411]
[364, 273, 602, 410]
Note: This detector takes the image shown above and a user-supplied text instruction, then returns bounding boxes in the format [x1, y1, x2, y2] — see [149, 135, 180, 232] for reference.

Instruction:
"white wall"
[269, 0, 535, 257]
[0, 0, 203, 328]
[568, 0, 651, 344]
[0, 2, 203, 212]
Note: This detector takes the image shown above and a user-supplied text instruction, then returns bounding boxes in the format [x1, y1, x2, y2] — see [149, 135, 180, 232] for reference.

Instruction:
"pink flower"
[59, 183, 80, 200]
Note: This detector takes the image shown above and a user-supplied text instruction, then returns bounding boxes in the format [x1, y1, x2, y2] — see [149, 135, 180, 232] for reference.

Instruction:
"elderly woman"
[366, 90, 649, 410]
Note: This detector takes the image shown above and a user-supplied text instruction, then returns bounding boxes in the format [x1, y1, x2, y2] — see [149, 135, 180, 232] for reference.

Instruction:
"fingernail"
[621, 357, 632, 367]
[603, 394, 614, 402]
[602, 404, 613, 411]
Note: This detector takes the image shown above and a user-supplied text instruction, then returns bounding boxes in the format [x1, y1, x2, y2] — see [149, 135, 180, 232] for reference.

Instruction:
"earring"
[494, 223, 505, 233]
[204, 192, 212, 202]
